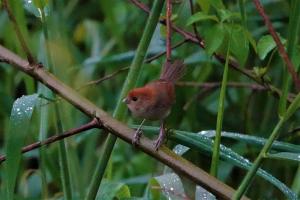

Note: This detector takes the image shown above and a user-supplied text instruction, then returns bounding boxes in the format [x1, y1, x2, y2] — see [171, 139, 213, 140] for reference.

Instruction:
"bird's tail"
[160, 60, 185, 83]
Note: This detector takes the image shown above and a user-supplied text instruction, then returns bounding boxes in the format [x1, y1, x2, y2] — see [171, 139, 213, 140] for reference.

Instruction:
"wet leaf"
[267, 152, 300, 162]
[204, 23, 225, 56]
[195, 185, 216, 200]
[4, 94, 39, 199]
[153, 173, 187, 200]
[96, 181, 131, 200]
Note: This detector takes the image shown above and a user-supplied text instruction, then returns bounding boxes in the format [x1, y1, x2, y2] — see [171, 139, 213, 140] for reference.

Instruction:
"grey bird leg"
[154, 121, 165, 150]
[132, 119, 146, 146]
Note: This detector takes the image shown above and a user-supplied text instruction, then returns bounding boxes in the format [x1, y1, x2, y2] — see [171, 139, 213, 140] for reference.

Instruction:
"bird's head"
[123, 87, 154, 118]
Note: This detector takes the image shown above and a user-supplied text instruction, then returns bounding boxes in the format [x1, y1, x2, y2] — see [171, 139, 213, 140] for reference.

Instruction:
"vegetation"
[0, 0, 299, 199]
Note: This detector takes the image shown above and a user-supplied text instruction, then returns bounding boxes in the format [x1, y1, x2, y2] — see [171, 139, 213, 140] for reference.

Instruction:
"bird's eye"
[132, 96, 138, 101]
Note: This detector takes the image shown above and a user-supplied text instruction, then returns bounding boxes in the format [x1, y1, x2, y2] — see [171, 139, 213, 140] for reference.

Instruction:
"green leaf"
[4, 94, 39, 200]
[204, 23, 225, 56]
[33, 0, 48, 9]
[96, 181, 131, 200]
[84, 49, 161, 66]
[196, 185, 216, 200]
[186, 12, 218, 26]
[245, 30, 257, 53]
[283, 92, 300, 121]
[115, 184, 131, 199]
[196, 0, 210, 14]
[174, 132, 297, 200]
[24, 0, 49, 18]
[148, 178, 163, 200]
[200, 130, 300, 153]
[267, 152, 300, 162]
[136, 126, 298, 200]
[253, 66, 268, 78]
[292, 47, 300, 70]
[229, 25, 249, 66]
[209, 0, 225, 9]
[257, 35, 276, 60]
[153, 173, 186, 199]
[218, 9, 241, 22]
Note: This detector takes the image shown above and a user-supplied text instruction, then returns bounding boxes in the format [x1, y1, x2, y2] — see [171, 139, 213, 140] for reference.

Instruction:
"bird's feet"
[153, 133, 165, 151]
[132, 128, 143, 146]
[154, 122, 166, 151]
[132, 119, 146, 147]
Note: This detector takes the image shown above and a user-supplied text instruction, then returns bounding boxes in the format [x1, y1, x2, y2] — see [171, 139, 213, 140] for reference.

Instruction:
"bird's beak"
[122, 97, 129, 104]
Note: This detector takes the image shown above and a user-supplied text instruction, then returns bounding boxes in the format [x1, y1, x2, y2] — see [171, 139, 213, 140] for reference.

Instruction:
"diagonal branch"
[0, 44, 249, 200]
[252, 0, 300, 91]
[0, 119, 100, 163]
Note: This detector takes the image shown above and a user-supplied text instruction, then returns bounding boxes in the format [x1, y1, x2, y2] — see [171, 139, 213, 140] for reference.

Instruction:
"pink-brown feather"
[124, 60, 185, 149]
[160, 60, 185, 83]
[124, 60, 185, 121]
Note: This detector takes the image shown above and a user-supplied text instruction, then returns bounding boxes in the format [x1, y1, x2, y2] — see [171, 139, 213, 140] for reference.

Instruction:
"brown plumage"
[123, 60, 185, 150]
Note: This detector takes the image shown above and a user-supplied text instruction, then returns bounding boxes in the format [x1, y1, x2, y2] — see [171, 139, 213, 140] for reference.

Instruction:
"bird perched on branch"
[123, 60, 185, 150]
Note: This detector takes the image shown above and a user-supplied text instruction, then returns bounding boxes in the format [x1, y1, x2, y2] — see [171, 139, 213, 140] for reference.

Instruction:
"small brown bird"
[123, 60, 185, 150]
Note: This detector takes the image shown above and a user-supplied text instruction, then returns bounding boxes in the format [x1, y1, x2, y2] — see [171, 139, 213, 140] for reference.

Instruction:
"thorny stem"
[0, 43, 249, 200]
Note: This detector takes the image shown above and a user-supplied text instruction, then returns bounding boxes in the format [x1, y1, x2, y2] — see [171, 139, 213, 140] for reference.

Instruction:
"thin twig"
[188, 0, 202, 42]
[176, 81, 267, 90]
[166, 0, 172, 62]
[2, 0, 35, 64]
[79, 39, 187, 90]
[0, 119, 100, 163]
[252, 0, 300, 91]
[78, 67, 129, 90]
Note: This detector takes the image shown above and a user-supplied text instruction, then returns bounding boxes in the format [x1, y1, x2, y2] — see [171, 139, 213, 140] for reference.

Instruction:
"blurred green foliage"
[0, 0, 300, 199]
